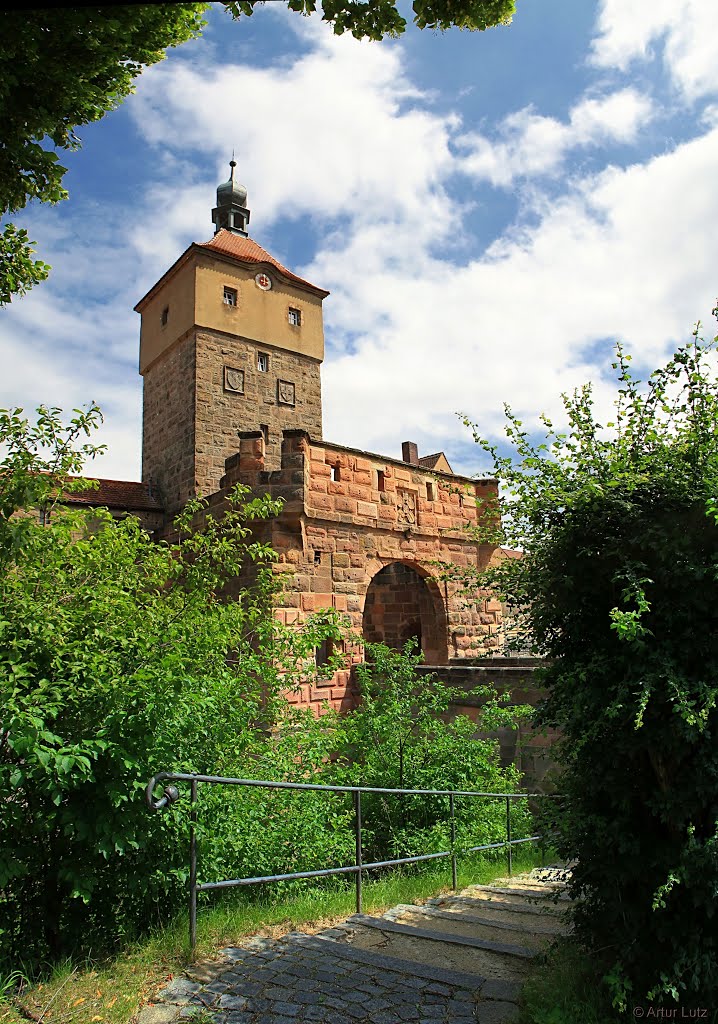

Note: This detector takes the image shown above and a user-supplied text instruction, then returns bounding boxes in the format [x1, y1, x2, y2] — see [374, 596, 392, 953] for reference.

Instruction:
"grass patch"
[2, 845, 547, 1024]
[519, 936, 623, 1024]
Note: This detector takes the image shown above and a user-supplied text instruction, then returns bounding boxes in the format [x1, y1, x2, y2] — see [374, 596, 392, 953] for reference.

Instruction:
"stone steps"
[140, 866, 572, 1024]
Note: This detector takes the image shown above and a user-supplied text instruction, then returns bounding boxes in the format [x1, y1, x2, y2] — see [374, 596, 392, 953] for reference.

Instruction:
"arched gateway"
[362, 562, 449, 665]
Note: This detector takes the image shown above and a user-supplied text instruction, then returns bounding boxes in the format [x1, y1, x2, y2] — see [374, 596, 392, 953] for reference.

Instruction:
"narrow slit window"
[288, 307, 301, 326]
[257, 352, 269, 372]
[330, 464, 341, 482]
[315, 638, 334, 670]
[377, 470, 386, 492]
[314, 550, 322, 565]
[223, 286, 238, 307]
[160, 306, 169, 326]
[426, 482, 435, 501]
[260, 424, 269, 447]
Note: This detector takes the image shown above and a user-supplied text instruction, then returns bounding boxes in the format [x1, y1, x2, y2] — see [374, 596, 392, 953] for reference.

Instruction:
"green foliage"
[191, 641, 532, 898]
[0, 402, 105, 567]
[194, 705, 356, 891]
[0, 6, 207, 212]
[0, 4, 208, 303]
[0, 225, 50, 306]
[467, 313, 718, 1005]
[0, 405, 338, 969]
[225, 0, 515, 41]
[329, 640, 532, 863]
[519, 938, 624, 1024]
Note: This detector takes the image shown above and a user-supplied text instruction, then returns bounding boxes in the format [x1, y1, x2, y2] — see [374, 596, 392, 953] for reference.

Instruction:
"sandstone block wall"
[415, 660, 560, 792]
[141, 331, 197, 516]
[212, 429, 504, 714]
[194, 328, 322, 491]
[142, 328, 322, 517]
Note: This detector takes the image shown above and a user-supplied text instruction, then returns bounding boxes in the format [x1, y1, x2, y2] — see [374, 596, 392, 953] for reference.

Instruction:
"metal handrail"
[146, 771, 554, 952]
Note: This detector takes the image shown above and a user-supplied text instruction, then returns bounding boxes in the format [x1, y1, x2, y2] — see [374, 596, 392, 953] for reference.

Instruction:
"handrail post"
[449, 793, 457, 892]
[189, 778, 198, 954]
[505, 795, 512, 877]
[539, 813, 545, 867]
[354, 790, 363, 914]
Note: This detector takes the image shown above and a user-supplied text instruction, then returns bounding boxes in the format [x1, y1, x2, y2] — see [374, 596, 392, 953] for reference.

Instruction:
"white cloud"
[591, 0, 718, 102]
[457, 88, 652, 187]
[317, 126, 718, 471]
[129, 26, 458, 249]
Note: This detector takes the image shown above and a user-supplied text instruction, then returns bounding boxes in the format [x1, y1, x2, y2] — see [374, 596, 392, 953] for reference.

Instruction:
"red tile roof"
[199, 230, 329, 296]
[419, 452, 453, 472]
[64, 478, 163, 512]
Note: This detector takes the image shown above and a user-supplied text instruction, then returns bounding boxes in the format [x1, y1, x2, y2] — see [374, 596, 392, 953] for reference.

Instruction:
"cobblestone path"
[138, 867, 571, 1024]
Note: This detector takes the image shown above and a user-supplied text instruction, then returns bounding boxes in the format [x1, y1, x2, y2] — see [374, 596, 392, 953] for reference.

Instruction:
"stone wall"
[142, 328, 323, 517]
[363, 562, 448, 663]
[205, 429, 504, 715]
[194, 328, 322, 491]
[415, 659, 559, 792]
[141, 330, 197, 516]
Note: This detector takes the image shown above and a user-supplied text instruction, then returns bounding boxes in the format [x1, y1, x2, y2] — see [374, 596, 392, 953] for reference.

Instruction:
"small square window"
[288, 307, 301, 326]
[257, 352, 269, 372]
[160, 306, 169, 326]
[223, 286, 238, 307]
[314, 550, 322, 565]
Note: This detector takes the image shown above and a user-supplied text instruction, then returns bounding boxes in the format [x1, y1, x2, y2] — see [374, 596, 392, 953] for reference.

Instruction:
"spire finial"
[212, 158, 249, 237]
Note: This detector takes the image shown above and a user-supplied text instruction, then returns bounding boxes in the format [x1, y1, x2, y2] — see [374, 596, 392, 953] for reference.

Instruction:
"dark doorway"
[362, 562, 448, 664]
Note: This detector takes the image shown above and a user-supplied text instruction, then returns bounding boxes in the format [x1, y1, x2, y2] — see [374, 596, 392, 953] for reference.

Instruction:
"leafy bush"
[329, 641, 533, 865]
[0, 406, 337, 969]
[468, 317, 718, 1006]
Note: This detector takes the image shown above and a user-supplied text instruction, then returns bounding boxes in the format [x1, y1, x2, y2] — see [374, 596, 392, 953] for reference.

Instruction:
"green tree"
[465, 312, 718, 1006]
[228, 0, 515, 39]
[0, 5, 208, 305]
[0, 404, 338, 969]
[0, 0, 514, 304]
[0, 402, 106, 567]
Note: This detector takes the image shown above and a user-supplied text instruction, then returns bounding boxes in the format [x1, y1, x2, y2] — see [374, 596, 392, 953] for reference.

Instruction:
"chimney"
[402, 441, 419, 466]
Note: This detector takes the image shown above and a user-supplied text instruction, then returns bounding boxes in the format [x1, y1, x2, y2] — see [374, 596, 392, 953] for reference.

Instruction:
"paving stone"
[476, 1000, 519, 1023]
[362, 997, 395, 1012]
[160, 977, 202, 1003]
[147, 870, 570, 1024]
[218, 994, 249, 1010]
[296, 989, 324, 1005]
[304, 1007, 330, 1021]
[271, 1000, 304, 1015]
[137, 1005, 181, 1024]
[219, 947, 249, 962]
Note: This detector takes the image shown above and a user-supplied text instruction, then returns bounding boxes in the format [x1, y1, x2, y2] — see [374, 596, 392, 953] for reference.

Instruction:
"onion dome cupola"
[212, 159, 250, 236]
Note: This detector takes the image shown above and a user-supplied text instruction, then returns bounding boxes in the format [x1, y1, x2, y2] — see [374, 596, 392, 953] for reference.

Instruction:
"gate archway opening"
[362, 562, 448, 665]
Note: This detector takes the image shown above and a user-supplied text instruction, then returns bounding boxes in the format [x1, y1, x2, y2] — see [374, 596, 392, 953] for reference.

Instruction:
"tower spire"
[212, 158, 250, 236]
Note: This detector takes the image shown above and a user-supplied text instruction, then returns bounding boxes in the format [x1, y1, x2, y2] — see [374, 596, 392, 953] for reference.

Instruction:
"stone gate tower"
[135, 162, 328, 515]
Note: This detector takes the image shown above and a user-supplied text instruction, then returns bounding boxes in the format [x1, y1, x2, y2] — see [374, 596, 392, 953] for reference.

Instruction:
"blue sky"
[2, 0, 718, 481]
